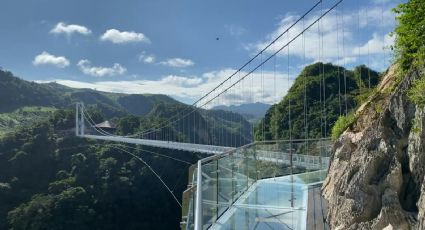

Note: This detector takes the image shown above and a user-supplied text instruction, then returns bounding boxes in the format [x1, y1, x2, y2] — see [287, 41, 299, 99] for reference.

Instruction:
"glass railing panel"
[245, 146, 257, 186]
[182, 139, 333, 229]
[201, 160, 218, 229]
[232, 149, 248, 200]
[217, 155, 233, 217]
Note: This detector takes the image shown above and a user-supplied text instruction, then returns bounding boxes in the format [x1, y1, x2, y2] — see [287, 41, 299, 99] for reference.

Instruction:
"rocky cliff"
[322, 64, 425, 229]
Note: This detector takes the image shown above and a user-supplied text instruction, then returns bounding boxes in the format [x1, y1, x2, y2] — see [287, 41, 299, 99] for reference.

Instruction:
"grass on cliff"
[408, 78, 425, 107]
[331, 112, 356, 140]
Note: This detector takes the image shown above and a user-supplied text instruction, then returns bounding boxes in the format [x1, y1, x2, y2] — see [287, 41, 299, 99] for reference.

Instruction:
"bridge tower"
[75, 102, 85, 136]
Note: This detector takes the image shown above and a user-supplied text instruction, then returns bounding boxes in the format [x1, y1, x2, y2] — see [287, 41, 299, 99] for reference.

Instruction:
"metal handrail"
[200, 138, 331, 164]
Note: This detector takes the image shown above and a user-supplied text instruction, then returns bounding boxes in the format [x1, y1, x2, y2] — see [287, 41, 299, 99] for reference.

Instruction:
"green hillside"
[0, 111, 200, 230]
[0, 70, 181, 117]
[255, 62, 380, 140]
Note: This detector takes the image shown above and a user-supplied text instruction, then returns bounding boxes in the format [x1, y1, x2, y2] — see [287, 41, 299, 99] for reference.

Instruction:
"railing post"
[80, 103, 85, 136]
[194, 160, 203, 230]
[75, 103, 79, 136]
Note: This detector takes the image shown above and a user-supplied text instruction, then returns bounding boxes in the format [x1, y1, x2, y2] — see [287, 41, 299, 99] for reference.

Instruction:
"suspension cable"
[110, 145, 182, 207]
[117, 1, 324, 138]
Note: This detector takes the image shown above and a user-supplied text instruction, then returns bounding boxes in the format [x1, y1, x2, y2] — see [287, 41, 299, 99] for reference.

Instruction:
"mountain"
[0, 70, 253, 146]
[0, 71, 69, 113]
[255, 62, 381, 141]
[0, 70, 181, 117]
[144, 103, 252, 147]
[0, 71, 180, 136]
[213, 102, 271, 122]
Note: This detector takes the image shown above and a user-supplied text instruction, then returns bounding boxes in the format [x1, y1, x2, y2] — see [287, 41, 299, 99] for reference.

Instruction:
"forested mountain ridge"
[0, 70, 180, 116]
[255, 62, 380, 141]
[213, 102, 271, 122]
[0, 70, 252, 145]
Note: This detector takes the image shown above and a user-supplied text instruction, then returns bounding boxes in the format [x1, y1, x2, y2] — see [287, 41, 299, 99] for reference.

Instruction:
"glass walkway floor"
[211, 170, 327, 230]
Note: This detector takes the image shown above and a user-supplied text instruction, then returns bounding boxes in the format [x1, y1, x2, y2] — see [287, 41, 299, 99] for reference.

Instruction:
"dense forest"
[0, 71, 252, 229]
[0, 110, 202, 229]
[255, 62, 380, 140]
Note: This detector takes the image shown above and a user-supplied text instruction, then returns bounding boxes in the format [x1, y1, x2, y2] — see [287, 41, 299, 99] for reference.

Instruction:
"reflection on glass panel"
[182, 139, 332, 230]
[233, 150, 248, 200]
[202, 161, 218, 229]
[217, 155, 233, 217]
[215, 207, 306, 230]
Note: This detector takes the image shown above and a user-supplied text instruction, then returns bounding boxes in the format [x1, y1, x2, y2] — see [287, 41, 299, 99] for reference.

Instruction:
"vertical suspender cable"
[261, 52, 265, 141]
[303, 16, 308, 157]
[321, 0, 327, 137]
[287, 30, 292, 153]
[357, 5, 362, 90]
[366, 7, 371, 88]
[336, 7, 342, 116]
[342, 5, 348, 115]
[273, 43, 277, 141]
[318, 12, 323, 139]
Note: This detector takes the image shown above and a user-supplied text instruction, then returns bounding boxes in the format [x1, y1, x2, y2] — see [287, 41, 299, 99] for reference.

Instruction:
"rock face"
[322, 65, 425, 229]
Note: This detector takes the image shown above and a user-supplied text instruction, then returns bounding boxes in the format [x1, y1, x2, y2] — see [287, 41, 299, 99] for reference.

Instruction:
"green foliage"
[411, 115, 422, 134]
[0, 106, 56, 137]
[393, 0, 425, 70]
[0, 117, 201, 229]
[256, 62, 379, 140]
[408, 78, 425, 107]
[114, 102, 252, 147]
[331, 113, 357, 140]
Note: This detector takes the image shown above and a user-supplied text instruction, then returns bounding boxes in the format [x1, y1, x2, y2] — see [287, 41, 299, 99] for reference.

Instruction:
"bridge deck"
[307, 185, 329, 230]
[81, 135, 329, 170]
[210, 171, 328, 230]
[82, 134, 234, 154]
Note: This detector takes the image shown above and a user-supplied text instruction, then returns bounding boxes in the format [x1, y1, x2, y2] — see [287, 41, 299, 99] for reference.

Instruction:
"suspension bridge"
[75, 0, 391, 229]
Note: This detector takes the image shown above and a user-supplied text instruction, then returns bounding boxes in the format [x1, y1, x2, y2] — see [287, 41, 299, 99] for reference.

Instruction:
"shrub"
[408, 78, 425, 107]
[393, 0, 425, 71]
[331, 113, 356, 140]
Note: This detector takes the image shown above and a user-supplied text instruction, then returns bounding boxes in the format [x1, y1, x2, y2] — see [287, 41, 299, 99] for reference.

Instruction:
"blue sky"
[0, 0, 403, 105]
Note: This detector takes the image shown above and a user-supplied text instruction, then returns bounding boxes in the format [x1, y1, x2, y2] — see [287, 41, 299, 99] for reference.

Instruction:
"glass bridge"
[181, 139, 331, 230]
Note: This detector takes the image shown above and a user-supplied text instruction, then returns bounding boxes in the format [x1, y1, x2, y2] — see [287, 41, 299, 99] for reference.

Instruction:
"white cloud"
[100, 29, 150, 44]
[44, 68, 292, 106]
[77, 59, 126, 77]
[160, 58, 194, 68]
[50, 22, 91, 36]
[138, 52, 156, 64]
[143, 56, 155, 64]
[161, 75, 202, 87]
[32, 52, 70, 68]
[247, 4, 396, 71]
[355, 33, 395, 55]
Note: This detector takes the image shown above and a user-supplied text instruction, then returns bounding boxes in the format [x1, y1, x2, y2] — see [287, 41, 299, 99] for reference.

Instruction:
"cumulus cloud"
[247, 4, 396, 71]
[355, 33, 394, 55]
[138, 52, 156, 64]
[100, 29, 150, 44]
[160, 75, 202, 87]
[33, 52, 70, 68]
[50, 22, 91, 36]
[77, 59, 127, 77]
[160, 58, 194, 68]
[44, 67, 292, 106]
